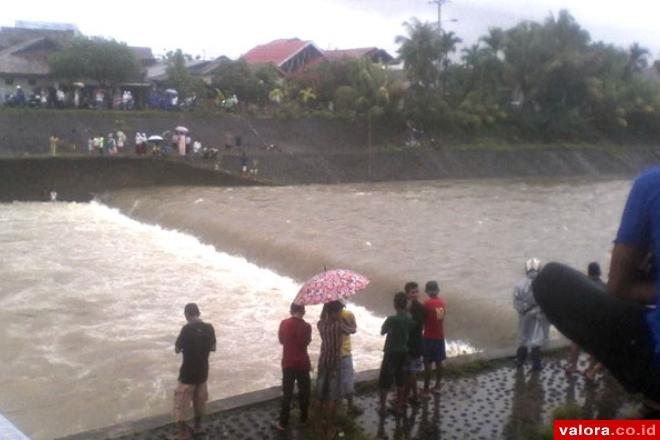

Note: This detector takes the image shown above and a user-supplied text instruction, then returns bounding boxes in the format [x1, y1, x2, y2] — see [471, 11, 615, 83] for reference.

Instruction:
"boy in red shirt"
[276, 302, 312, 431]
[423, 281, 446, 394]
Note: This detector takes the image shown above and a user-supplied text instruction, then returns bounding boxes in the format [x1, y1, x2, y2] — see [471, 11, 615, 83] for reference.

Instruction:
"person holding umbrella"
[292, 269, 369, 434]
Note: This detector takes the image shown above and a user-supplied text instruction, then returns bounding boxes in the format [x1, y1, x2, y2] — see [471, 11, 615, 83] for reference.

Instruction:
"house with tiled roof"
[241, 38, 324, 73]
[129, 46, 157, 68]
[0, 37, 61, 92]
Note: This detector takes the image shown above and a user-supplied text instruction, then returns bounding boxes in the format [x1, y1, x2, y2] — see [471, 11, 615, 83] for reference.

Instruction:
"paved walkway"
[108, 354, 636, 440]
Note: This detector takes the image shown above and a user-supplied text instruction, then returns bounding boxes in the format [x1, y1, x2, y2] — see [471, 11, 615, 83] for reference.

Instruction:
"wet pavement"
[112, 355, 638, 440]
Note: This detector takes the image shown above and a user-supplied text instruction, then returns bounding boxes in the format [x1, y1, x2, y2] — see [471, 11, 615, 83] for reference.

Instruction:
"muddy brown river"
[0, 177, 631, 438]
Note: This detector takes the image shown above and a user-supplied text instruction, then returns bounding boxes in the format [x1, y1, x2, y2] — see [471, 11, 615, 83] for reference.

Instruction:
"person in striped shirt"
[316, 301, 344, 432]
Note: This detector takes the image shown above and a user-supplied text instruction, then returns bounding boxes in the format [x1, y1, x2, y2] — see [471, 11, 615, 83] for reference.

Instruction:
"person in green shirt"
[378, 291, 413, 415]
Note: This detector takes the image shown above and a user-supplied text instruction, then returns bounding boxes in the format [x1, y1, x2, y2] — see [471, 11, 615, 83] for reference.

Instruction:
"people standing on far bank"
[174, 303, 216, 440]
[276, 302, 311, 432]
[422, 280, 447, 393]
[116, 130, 126, 154]
[49, 135, 59, 156]
[513, 258, 548, 370]
[106, 133, 117, 155]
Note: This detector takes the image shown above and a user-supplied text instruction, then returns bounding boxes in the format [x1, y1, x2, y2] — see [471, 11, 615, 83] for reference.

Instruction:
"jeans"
[279, 367, 310, 427]
[533, 262, 660, 400]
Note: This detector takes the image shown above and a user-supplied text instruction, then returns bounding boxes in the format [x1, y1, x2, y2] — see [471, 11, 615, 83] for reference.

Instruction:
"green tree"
[50, 37, 141, 87]
[625, 42, 650, 78]
[164, 49, 205, 99]
[395, 18, 443, 89]
[211, 60, 274, 106]
[345, 58, 390, 172]
[480, 27, 506, 59]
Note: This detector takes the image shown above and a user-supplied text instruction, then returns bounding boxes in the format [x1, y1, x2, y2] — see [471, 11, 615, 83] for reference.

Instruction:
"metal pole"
[429, 0, 447, 34]
[438, 0, 442, 33]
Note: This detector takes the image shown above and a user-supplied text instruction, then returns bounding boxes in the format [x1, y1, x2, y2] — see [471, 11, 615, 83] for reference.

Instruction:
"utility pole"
[429, 0, 448, 34]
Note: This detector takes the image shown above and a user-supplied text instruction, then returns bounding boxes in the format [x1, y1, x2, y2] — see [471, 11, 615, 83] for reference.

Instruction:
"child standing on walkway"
[339, 304, 361, 414]
[379, 292, 413, 415]
[423, 281, 447, 394]
[276, 303, 312, 432]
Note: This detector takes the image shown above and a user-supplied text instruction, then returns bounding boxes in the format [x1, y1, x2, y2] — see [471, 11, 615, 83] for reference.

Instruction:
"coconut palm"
[626, 42, 650, 77]
[395, 18, 443, 89]
[481, 27, 506, 59]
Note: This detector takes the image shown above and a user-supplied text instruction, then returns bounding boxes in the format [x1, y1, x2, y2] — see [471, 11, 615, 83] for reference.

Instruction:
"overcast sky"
[2, 0, 659, 60]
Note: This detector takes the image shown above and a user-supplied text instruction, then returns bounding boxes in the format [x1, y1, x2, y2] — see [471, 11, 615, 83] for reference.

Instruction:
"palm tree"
[348, 58, 389, 176]
[461, 44, 484, 70]
[480, 27, 506, 59]
[439, 31, 462, 58]
[626, 42, 650, 77]
[438, 31, 462, 91]
[395, 18, 443, 89]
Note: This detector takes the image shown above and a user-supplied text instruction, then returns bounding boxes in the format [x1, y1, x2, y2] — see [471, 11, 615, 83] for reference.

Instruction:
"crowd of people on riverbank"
[1, 84, 202, 112]
[46, 128, 263, 178]
[171, 278, 447, 439]
[170, 262, 615, 439]
[170, 164, 660, 437]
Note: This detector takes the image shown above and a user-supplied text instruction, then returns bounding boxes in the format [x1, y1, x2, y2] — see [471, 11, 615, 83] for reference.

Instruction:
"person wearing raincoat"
[513, 258, 549, 370]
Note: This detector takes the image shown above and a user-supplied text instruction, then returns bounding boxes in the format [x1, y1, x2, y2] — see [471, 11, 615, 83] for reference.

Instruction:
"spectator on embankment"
[174, 303, 216, 440]
[275, 302, 311, 432]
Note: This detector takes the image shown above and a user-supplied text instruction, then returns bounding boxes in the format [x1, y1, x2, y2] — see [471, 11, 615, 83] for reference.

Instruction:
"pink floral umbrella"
[294, 269, 370, 305]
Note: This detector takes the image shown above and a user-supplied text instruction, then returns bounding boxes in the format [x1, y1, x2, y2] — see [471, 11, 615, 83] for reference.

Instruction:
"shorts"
[378, 351, 407, 390]
[316, 366, 341, 402]
[423, 339, 446, 364]
[173, 381, 208, 422]
[405, 355, 424, 373]
[339, 355, 355, 396]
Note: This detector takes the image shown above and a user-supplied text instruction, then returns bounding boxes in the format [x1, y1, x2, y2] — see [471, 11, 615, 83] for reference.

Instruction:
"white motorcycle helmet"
[525, 257, 541, 274]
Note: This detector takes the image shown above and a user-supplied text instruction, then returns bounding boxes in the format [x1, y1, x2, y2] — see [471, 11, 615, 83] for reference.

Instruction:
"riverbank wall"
[2, 145, 660, 202]
[238, 146, 660, 184]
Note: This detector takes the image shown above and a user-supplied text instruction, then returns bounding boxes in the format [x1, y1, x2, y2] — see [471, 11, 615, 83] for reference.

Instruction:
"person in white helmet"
[513, 258, 549, 370]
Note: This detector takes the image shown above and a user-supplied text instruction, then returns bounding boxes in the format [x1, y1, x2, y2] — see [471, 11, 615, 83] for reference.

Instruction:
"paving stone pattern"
[117, 356, 637, 440]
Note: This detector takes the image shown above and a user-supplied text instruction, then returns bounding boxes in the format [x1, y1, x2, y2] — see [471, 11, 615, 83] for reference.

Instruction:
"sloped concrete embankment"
[0, 157, 261, 202]
[226, 147, 660, 185]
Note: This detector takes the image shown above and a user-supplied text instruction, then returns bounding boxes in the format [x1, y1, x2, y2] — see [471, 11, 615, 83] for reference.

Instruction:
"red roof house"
[242, 38, 324, 73]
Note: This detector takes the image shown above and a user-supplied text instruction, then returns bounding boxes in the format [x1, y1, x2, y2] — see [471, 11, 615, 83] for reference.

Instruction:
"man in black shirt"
[174, 303, 216, 439]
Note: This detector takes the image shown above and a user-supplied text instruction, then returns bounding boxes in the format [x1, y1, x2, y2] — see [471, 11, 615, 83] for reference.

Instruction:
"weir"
[1, 145, 660, 203]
